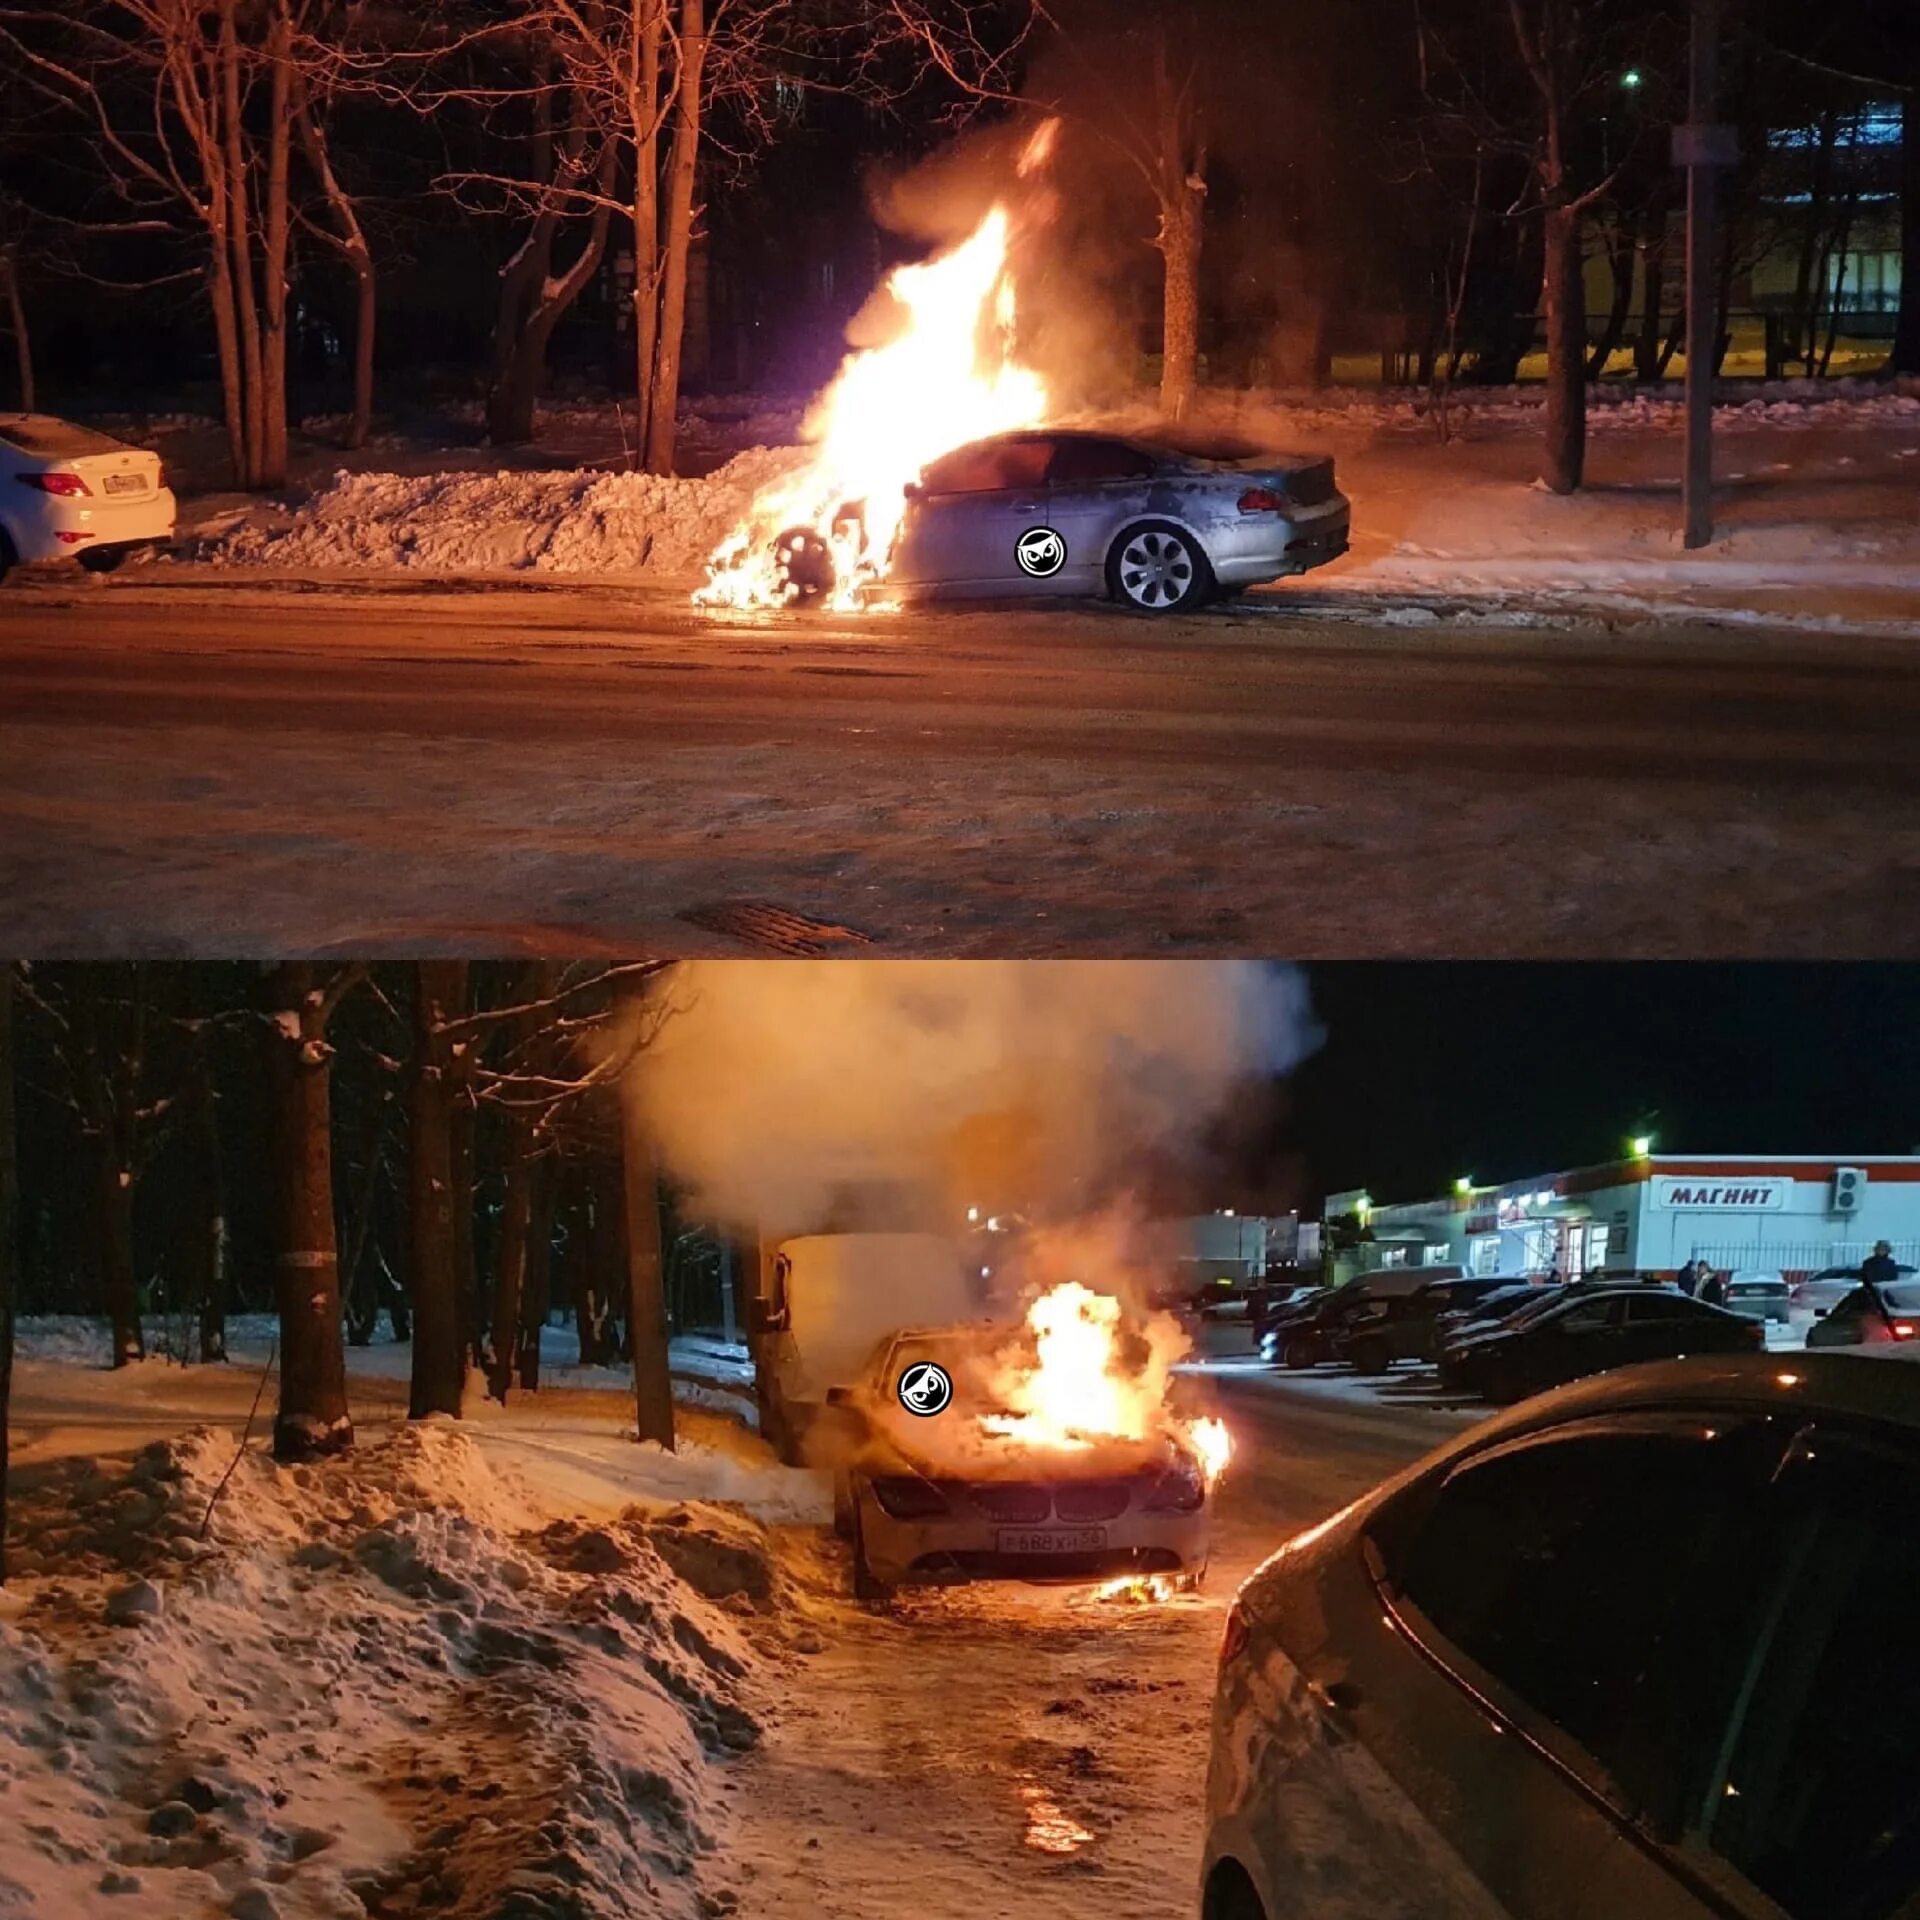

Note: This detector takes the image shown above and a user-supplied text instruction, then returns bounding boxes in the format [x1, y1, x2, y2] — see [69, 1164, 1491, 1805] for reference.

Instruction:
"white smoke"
[633, 961, 1317, 1232]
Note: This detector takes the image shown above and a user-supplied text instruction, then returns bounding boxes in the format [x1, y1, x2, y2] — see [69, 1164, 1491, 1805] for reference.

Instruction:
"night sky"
[1268, 965, 1920, 1209]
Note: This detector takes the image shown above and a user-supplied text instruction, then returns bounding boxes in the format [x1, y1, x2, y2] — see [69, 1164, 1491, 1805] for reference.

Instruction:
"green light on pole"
[1455, 1176, 1474, 1196]
[1630, 1134, 1654, 1158]
[1620, 67, 1644, 90]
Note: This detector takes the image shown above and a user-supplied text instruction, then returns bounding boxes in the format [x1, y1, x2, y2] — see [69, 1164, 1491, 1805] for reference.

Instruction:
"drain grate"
[678, 900, 878, 957]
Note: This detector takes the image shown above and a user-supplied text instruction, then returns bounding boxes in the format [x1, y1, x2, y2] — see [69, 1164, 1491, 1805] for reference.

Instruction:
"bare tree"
[178, 1035, 230, 1363]
[615, 971, 673, 1449]
[0, 0, 378, 485]
[408, 961, 468, 1419]
[262, 962, 359, 1460]
[0, 237, 31, 411]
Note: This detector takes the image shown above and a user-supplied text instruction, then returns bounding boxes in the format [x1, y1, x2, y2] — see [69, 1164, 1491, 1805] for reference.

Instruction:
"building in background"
[1322, 1157, 1920, 1285]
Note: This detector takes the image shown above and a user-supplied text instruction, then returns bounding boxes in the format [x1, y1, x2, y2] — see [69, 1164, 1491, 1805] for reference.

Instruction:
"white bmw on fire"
[0, 414, 176, 580]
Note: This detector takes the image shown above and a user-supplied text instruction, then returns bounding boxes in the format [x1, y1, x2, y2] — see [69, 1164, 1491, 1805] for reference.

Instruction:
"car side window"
[1046, 438, 1158, 485]
[1384, 1422, 1776, 1816]
[1555, 1298, 1618, 1332]
[1625, 1293, 1699, 1322]
[919, 438, 1052, 495]
[1689, 1427, 1920, 1920]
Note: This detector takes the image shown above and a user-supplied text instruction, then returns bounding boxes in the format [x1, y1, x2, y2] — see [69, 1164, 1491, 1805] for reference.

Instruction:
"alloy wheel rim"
[1119, 531, 1194, 608]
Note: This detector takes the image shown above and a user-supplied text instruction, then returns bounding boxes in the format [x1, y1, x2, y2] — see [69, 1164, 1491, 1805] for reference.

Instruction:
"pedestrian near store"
[1699, 1265, 1726, 1307]
[1861, 1241, 1899, 1319]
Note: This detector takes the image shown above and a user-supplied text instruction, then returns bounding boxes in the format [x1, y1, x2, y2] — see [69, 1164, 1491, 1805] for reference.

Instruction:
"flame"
[1089, 1574, 1178, 1606]
[978, 1280, 1232, 1488]
[696, 126, 1059, 612]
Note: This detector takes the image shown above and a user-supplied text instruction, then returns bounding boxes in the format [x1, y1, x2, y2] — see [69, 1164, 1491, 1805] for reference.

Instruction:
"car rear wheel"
[1282, 1334, 1319, 1370]
[77, 543, 128, 575]
[832, 1471, 854, 1540]
[0, 528, 16, 585]
[1348, 1334, 1391, 1376]
[1107, 520, 1212, 613]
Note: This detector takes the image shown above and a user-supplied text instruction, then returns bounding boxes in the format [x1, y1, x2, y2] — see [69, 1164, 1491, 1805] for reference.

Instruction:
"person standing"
[1861, 1241, 1900, 1319]
[1699, 1265, 1726, 1307]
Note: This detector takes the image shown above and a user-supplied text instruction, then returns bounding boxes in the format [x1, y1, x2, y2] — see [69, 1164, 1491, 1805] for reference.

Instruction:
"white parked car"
[1203, 1352, 1920, 1920]
[0, 414, 176, 579]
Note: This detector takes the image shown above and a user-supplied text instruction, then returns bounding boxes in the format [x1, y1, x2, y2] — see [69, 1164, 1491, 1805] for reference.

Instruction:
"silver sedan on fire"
[820, 1323, 1214, 1601]
[781, 428, 1350, 614]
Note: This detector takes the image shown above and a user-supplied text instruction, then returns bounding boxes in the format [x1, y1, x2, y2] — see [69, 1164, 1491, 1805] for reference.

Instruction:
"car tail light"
[1237, 487, 1284, 514]
[1143, 1460, 1205, 1513]
[1220, 1603, 1250, 1667]
[19, 471, 91, 497]
[1894, 1322, 1916, 1340]
[870, 1475, 950, 1520]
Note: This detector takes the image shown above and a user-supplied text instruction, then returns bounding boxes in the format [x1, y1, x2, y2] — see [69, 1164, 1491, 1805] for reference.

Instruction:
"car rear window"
[0, 416, 130, 458]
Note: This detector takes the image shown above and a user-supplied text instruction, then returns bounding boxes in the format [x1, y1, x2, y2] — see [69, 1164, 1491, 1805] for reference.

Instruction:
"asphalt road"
[4, 573, 1919, 956]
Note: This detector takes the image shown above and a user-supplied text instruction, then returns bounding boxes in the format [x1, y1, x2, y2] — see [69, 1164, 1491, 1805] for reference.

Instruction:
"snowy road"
[731, 1368, 1469, 1920]
[4, 575, 1920, 955]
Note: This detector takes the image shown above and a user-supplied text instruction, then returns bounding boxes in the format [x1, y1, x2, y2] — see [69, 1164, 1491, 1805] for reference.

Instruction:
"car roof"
[1467, 1350, 1920, 1446]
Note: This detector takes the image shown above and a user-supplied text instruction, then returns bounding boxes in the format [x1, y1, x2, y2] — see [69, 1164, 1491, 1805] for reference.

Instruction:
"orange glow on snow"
[696, 124, 1058, 611]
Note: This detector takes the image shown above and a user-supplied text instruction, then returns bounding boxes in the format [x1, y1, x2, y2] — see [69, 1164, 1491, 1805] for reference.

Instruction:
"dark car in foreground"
[1204, 1352, 1920, 1920]
[1444, 1285, 1761, 1402]
[782, 429, 1351, 613]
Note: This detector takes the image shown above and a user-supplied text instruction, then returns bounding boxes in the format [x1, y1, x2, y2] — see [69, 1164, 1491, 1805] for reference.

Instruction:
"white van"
[751, 1233, 984, 1461]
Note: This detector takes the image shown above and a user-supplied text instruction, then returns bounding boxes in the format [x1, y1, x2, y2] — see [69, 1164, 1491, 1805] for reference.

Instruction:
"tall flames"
[696, 122, 1059, 612]
[980, 1281, 1233, 1489]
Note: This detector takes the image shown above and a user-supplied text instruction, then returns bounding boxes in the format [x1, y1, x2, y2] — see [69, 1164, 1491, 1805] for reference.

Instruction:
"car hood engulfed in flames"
[859, 1282, 1232, 1490]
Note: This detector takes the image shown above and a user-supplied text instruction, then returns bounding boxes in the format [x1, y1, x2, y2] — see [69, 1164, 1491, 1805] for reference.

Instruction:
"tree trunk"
[0, 250, 31, 412]
[264, 963, 352, 1460]
[0, 970, 16, 1583]
[616, 979, 673, 1449]
[218, 0, 266, 486]
[1586, 215, 1633, 380]
[258, 0, 292, 487]
[341, 1115, 390, 1346]
[517, 1154, 555, 1391]
[408, 961, 466, 1420]
[574, 1168, 605, 1366]
[631, 3, 664, 450]
[644, 0, 706, 474]
[488, 1136, 532, 1405]
[92, 1137, 143, 1368]
[1634, 192, 1668, 384]
[1540, 203, 1587, 493]
[293, 72, 376, 449]
[1157, 187, 1203, 420]
[181, 1047, 228, 1363]
[1894, 92, 1920, 375]
[451, 1047, 479, 1369]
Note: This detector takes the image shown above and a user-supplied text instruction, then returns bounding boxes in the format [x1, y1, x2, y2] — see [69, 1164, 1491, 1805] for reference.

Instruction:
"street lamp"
[1630, 1134, 1654, 1158]
[1620, 67, 1644, 90]
[1454, 1176, 1474, 1196]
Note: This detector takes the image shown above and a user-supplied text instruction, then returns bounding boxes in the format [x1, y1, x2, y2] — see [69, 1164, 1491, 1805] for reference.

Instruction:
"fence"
[1687, 1240, 1920, 1279]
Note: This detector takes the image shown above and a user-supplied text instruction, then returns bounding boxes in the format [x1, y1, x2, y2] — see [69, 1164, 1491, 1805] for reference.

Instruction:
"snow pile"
[207, 445, 807, 578]
[0, 1420, 772, 1918]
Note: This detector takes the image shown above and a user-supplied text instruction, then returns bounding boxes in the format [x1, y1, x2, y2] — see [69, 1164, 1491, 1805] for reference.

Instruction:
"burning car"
[823, 1284, 1229, 1601]
[766, 430, 1350, 615]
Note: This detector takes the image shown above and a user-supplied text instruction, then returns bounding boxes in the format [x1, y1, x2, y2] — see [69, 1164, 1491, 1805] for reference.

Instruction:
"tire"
[850, 1508, 893, 1605]
[1282, 1335, 1318, 1370]
[0, 528, 16, 586]
[832, 1472, 854, 1541]
[1348, 1335, 1391, 1377]
[773, 525, 835, 604]
[78, 544, 127, 575]
[1106, 519, 1213, 613]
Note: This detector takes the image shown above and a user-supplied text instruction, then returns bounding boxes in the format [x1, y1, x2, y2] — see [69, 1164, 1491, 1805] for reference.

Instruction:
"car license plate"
[104, 473, 146, 495]
[996, 1528, 1107, 1554]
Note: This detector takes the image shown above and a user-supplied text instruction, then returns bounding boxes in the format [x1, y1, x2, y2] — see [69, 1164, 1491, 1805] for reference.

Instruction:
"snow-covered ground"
[109, 377, 1920, 636]
[2, 1318, 1461, 1920]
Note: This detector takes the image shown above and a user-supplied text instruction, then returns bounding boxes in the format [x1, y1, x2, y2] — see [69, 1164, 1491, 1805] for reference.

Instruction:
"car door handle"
[1007, 498, 1042, 512]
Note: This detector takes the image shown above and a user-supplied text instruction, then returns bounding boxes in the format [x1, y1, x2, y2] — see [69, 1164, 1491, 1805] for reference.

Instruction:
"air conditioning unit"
[1833, 1167, 1867, 1215]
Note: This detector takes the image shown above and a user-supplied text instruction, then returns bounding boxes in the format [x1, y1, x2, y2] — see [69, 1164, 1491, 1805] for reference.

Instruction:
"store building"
[1324, 1156, 1920, 1285]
